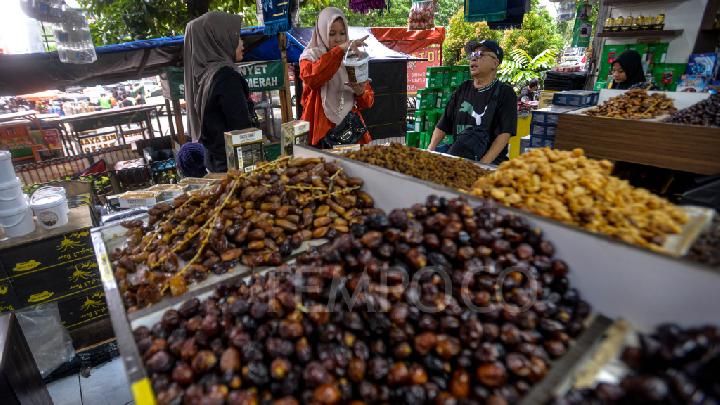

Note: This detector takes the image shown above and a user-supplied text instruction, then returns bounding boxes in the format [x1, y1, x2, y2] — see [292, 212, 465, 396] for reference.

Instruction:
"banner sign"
[235, 60, 285, 91]
[407, 44, 442, 94]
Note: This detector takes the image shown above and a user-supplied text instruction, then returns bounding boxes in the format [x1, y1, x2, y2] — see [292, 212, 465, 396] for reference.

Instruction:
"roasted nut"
[470, 148, 687, 251]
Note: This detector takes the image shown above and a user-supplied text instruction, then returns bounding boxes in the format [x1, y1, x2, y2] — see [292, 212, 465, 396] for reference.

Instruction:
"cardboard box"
[111, 190, 161, 209]
[224, 128, 265, 172]
[179, 177, 220, 190]
[280, 120, 310, 156]
[57, 287, 109, 331]
[147, 184, 186, 202]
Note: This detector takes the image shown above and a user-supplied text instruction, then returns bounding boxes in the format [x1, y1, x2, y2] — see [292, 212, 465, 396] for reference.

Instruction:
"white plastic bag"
[16, 302, 75, 377]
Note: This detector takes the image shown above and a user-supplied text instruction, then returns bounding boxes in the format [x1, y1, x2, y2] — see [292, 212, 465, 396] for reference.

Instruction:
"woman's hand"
[340, 35, 369, 53]
[345, 81, 366, 96]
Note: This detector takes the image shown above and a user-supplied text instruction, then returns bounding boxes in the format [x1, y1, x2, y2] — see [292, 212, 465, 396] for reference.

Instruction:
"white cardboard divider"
[295, 146, 720, 330]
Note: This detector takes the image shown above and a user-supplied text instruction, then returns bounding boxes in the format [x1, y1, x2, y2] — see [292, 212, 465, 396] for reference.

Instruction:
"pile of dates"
[556, 324, 720, 404]
[665, 94, 720, 127]
[686, 217, 720, 268]
[112, 157, 376, 311]
[136, 196, 592, 404]
[344, 144, 490, 191]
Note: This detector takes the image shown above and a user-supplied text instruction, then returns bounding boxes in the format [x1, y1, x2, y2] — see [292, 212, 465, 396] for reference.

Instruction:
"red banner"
[407, 44, 442, 94]
[370, 28, 445, 95]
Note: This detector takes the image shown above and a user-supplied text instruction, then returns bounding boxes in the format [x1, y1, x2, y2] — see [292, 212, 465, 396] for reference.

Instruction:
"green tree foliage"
[442, 9, 500, 66]
[300, 0, 456, 28]
[443, 0, 563, 88]
[82, 0, 457, 46]
[498, 48, 558, 91]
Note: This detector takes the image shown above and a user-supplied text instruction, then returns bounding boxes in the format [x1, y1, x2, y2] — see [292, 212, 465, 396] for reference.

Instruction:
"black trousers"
[204, 147, 227, 173]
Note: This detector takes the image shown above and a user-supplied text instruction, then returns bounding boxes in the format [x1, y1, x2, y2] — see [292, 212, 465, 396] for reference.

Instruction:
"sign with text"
[235, 60, 285, 91]
[407, 44, 442, 94]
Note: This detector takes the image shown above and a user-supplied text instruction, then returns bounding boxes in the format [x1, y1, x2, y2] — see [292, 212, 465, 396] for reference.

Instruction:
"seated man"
[428, 39, 517, 165]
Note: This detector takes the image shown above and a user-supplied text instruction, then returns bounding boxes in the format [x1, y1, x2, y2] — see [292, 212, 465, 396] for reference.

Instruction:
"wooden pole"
[172, 99, 187, 145]
[277, 32, 293, 123]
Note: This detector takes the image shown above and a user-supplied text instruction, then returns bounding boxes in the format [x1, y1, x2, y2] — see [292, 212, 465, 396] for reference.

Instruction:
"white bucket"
[343, 50, 370, 83]
[0, 177, 24, 211]
[0, 204, 35, 238]
[30, 189, 69, 229]
[0, 150, 15, 185]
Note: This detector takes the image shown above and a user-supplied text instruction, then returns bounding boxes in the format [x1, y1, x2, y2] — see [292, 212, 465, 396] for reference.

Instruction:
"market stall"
[554, 89, 720, 175]
[82, 144, 719, 404]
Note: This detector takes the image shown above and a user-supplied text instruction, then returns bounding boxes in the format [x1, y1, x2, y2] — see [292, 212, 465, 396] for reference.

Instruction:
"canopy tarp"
[0, 27, 305, 96]
[370, 27, 445, 55]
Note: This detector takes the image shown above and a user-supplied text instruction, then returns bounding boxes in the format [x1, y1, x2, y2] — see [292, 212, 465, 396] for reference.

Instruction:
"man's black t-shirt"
[436, 80, 517, 161]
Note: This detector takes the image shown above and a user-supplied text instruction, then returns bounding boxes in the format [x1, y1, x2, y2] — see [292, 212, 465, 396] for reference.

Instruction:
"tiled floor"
[47, 358, 133, 405]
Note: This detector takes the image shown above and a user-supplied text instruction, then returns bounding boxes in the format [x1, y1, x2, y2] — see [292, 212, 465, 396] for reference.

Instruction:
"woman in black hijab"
[184, 12, 255, 173]
[610, 50, 647, 90]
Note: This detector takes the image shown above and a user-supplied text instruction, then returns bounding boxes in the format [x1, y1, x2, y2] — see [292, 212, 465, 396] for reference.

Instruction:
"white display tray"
[295, 145, 720, 330]
[569, 89, 710, 121]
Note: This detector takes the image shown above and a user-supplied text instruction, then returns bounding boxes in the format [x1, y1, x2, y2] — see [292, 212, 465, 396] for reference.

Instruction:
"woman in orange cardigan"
[299, 7, 374, 146]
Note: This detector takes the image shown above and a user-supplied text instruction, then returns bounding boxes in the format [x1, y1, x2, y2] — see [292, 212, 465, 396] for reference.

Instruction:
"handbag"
[321, 110, 368, 148]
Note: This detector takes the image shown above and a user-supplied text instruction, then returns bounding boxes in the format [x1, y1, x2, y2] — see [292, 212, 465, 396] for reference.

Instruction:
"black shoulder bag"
[320, 110, 367, 149]
[448, 83, 502, 161]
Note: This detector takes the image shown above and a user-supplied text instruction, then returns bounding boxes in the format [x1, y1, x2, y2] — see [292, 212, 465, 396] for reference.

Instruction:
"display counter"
[554, 89, 720, 175]
[91, 147, 719, 404]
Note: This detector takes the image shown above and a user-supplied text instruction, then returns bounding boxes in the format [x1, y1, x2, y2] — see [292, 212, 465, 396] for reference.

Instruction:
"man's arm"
[479, 133, 510, 164]
[427, 127, 446, 151]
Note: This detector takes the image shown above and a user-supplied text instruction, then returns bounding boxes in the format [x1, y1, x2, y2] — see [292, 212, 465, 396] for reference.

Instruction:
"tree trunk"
[187, 0, 211, 19]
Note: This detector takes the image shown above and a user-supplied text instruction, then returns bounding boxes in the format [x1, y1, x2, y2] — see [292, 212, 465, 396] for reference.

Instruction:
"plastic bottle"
[54, 8, 96, 64]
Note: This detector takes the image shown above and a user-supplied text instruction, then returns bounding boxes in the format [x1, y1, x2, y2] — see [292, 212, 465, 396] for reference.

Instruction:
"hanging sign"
[235, 60, 285, 91]
[572, 1, 592, 48]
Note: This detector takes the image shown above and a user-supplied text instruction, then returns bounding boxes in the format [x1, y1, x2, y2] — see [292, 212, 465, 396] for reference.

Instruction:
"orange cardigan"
[300, 46, 374, 146]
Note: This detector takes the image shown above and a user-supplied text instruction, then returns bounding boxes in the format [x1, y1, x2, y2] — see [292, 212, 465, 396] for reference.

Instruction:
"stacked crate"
[529, 105, 583, 150]
[407, 65, 471, 148]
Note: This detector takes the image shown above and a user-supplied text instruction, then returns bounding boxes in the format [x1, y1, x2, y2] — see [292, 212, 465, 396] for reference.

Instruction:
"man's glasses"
[467, 50, 498, 61]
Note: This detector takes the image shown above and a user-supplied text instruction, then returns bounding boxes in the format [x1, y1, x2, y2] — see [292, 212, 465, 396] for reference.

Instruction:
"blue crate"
[530, 123, 557, 138]
[531, 110, 560, 125]
[530, 136, 554, 148]
[552, 91, 599, 107]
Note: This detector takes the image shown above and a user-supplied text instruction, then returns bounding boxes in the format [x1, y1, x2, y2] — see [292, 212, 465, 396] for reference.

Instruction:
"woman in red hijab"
[299, 7, 374, 146]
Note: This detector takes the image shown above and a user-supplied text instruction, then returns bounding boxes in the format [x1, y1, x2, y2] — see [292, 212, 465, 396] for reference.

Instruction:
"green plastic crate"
[425, 110, 440, 132]
[413, 110, 425, 132]
[406, 131, 420, 147]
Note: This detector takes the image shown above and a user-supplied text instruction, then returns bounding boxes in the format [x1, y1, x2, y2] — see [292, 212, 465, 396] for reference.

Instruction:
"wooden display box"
[555, 114, 720, 175]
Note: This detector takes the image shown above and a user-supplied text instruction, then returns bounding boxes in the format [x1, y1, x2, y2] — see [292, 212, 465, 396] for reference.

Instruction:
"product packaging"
[280, 120, 310, 156]
[224, 128, 265, 172]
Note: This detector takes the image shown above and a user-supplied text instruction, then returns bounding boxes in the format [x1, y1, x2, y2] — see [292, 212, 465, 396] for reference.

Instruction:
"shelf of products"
[89, 146, 720, 405]
[597, 29, 683, 38]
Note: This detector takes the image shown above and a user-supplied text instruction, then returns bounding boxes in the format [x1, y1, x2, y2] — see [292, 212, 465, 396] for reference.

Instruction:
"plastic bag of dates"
[112, 157, 378, 311]
[135, 196, 593, 404]
[408, 0, 435, 30]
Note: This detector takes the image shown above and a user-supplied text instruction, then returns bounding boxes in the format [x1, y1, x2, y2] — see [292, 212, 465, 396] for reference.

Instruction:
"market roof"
[0, 26, 415, 97]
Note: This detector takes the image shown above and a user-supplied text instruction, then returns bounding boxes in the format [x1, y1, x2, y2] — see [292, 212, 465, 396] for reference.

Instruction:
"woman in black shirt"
[184, 12, 255, 172]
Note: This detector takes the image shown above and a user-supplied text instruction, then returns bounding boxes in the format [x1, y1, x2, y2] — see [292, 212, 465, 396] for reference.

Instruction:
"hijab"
[299, 7, 354, 125]
[612, 50, 645, 90]
[184, 12, 243, 141]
